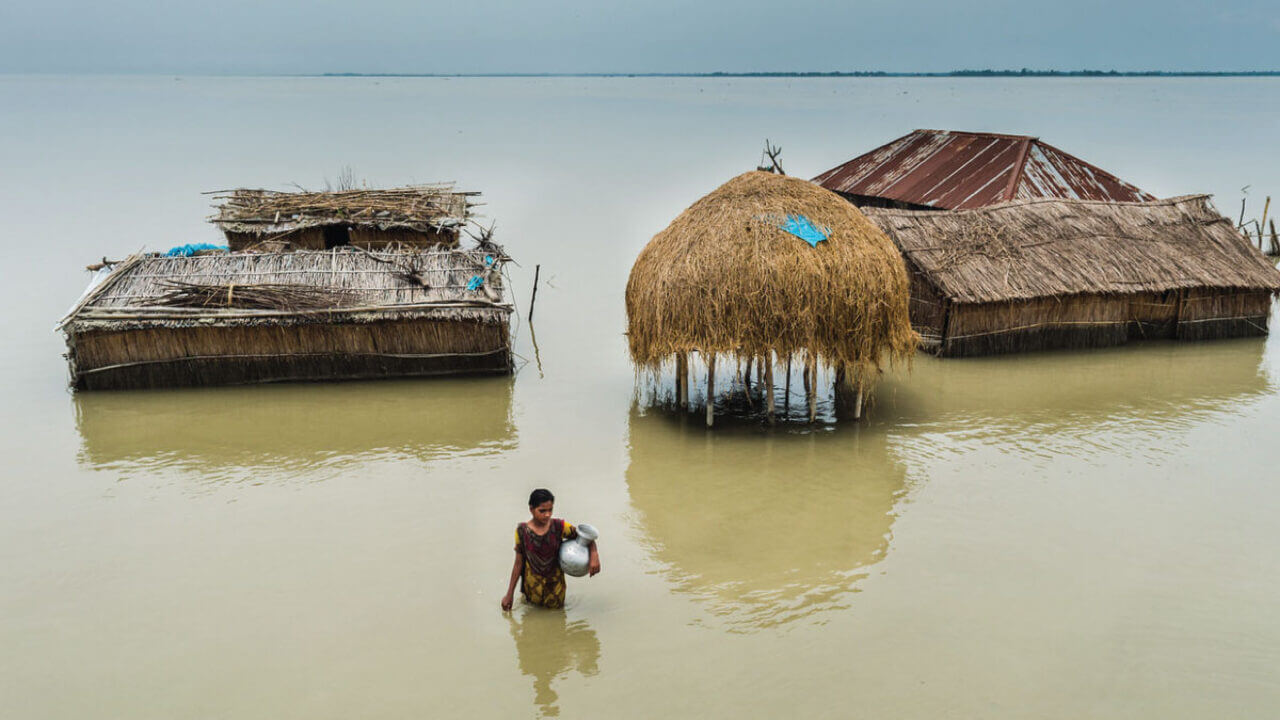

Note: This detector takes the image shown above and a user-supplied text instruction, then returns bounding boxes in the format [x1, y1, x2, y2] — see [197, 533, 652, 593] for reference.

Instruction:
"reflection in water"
[73, 376, 516, 481]
[508, 610, 600, 718]
[877, 339, 1272, 462]
[625, 409, 907, 631]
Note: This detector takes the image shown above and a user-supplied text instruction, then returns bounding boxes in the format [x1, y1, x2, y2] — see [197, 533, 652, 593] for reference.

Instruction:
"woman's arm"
[587, 541, 601, 577]
[501, 551, 522, 611]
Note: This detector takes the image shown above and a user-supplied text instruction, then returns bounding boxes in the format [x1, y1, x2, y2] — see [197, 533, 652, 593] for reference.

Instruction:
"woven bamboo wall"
[70, 318, 511, 390]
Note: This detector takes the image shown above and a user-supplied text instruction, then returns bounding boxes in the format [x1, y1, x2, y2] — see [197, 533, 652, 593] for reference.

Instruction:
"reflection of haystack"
[625, 171, 916, 423]
[624, 409, 907, 630]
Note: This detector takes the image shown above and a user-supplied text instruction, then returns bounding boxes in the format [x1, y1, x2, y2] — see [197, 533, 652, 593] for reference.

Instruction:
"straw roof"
[210, 184, 477, 235]
[63, 248, 510, 332]
[625, 171, 916, 381]
[864, 195, 1280, 304]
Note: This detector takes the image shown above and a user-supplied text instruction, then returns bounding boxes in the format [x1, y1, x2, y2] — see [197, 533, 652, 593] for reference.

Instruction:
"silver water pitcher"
[559, 523, 598, 577]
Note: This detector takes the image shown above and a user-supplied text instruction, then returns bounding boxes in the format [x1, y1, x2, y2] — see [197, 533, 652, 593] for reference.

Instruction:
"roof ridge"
[914, 128, 1039, 141]
[863, 193, 1206, 216]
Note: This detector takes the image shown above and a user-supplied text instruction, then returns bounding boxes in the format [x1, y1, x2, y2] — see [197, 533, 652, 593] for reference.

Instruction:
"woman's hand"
[588, 555, 601, 577]
[501, 593, 514, 611]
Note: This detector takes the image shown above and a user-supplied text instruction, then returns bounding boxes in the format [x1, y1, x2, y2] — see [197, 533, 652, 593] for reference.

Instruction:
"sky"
[1, 0, 1278, 74]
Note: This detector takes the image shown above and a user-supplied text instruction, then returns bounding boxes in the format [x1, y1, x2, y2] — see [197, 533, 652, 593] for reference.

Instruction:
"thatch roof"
[865, 195, 1280, 304]
[625, 171, 916, 381]
[209, 184, 477, 235]
[62, 247, 510, 332]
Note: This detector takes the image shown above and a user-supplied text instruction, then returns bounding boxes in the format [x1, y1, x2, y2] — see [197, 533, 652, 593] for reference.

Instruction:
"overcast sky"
[2, 0, 1277, 74]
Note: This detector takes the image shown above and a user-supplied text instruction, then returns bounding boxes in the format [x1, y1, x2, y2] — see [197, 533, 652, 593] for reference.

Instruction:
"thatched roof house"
[60, 247, 512, 390]
[865, 195, 1280, 357]
[625, 171, 916, 425]
[210, 184, 477, 251]
[813, 129, 1154, 210]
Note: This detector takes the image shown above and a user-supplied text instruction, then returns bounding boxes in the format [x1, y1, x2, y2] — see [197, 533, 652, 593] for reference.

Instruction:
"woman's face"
[531, 501, 554, 524]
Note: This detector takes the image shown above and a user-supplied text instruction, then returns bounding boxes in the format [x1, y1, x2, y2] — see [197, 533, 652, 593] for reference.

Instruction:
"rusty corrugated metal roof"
[812, 129, 1155, 210]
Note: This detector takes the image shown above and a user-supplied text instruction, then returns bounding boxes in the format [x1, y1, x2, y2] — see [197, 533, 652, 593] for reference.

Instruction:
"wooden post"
[527, 264, 541, 323]
[764, 353, 776, 424]
[676, 352, 688, 410]
[744, 356, 753, 393]
[853, 384, 864, 420]
[1261, 197, 1271, 251]
[1270, 219, 1278, 256]
[706, 354, 716, 428]
[807, 355, 817, 423]
[783, 355, 792, 415]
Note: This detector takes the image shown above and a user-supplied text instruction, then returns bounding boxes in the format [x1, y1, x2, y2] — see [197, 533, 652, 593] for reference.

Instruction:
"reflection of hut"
[625, 409, 905, 630]
[813, 129, 1154, 210]
[625, 171, 916, 425]
[877, 338, 1271, 437]
[865, 196, 1280, 356]
[210, 185, 476, 251]
[74, 377, 515, 474]
[60, 247, 512, 390]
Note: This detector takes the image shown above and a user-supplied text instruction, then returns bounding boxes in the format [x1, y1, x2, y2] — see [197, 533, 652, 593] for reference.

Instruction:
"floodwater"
[3, 75, 1280, 718]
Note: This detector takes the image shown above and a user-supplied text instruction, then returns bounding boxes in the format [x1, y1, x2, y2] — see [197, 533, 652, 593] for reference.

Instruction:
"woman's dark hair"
[529, 488, 555, 507]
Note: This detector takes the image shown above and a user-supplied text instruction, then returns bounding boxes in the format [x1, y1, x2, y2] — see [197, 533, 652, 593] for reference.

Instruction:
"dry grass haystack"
[626, 171, 916, 424]
[60, 247, 512, 390]
[210, 184, 477, 251]
[866, 195, 1280, 356]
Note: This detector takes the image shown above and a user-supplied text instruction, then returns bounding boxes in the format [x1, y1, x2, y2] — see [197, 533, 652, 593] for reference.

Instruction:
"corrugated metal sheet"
[813, 130, 1155, 210]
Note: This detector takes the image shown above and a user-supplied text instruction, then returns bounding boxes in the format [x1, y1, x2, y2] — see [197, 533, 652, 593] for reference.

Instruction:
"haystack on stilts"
[625, 171, 916, 426]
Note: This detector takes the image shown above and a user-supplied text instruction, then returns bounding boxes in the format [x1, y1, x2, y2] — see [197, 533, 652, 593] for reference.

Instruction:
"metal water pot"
[559, 523, 598, 577]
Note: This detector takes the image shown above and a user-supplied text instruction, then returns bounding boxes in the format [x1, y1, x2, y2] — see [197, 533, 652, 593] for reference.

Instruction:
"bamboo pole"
[676, 352, 688, 410]
[744, 356, 753, 393]
[783, 354, 792, 415]
[807, 355, 817, 423]
[1260, 197, 1271, 251]
[527, 264, 540, 322]
[1270, 219, 1279, 255]
[853, 384, 864, 420]
[764, 353, 776, 424]
[706, 353, 716, 428]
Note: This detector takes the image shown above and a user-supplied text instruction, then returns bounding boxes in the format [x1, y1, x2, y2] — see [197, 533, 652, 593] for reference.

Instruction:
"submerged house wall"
[69, 318, 511, 390]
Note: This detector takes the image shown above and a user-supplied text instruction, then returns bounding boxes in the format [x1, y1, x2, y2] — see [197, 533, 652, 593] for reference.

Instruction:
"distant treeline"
[320, 70, 1280, 78]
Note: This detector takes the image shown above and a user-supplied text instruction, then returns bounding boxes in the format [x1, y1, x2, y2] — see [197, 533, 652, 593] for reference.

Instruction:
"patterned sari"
[515, 519, 578, 608]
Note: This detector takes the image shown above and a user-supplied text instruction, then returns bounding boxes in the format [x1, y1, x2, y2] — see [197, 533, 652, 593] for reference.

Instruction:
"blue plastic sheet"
[466, 275, 485, 291]
[780, 215, 828, 247]
[164, 243, 228, 257]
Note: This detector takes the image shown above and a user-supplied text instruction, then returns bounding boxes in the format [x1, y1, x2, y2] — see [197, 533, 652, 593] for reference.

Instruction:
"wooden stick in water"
[527, 264, 540, 323]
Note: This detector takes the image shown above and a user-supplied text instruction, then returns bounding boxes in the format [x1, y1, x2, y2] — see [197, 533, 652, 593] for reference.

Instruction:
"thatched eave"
[866, 194, 1280, 304]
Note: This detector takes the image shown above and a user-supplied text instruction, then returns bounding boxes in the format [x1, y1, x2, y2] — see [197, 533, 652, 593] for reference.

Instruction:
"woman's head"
[529, 488, 555, 522]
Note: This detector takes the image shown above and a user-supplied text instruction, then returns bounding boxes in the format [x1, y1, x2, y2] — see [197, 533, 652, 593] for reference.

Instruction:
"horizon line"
[312, 70, 1280, 78]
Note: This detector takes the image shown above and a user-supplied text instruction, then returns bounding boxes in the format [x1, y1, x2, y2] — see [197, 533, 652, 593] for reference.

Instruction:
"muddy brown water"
[2, 75, 1280, 718]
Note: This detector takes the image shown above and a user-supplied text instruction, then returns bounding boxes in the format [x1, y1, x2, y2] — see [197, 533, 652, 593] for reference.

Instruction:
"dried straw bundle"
[145, 281, 355, 310]
[625, 171, 916, 384]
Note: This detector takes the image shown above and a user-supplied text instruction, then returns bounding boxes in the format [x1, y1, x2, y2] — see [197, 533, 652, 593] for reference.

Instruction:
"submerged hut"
[625, 171, 916, 425]
[865, 195, 1280, 357]
[60, 247, 512, 390]
[812, 129, 1154, 210]
[210, 184, 476, 251]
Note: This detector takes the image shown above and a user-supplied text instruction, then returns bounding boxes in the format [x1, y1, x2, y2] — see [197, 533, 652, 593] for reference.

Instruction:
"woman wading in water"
[502, 489, 600, 610]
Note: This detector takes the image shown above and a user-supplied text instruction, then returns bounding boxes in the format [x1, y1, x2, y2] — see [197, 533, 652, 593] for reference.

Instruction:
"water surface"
[2, 75, 1279, 718]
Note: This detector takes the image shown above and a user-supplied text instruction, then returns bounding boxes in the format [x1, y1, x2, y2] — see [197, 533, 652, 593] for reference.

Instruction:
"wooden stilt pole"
[783, 355, 792, 415]
[764, 353, 776, 425]
[853, 384, 864, 420]
[807, 355, 817, 423]
[706, 354, 716, 428]
[745, 356, 753, 393]
[676, 352, 688, 410]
